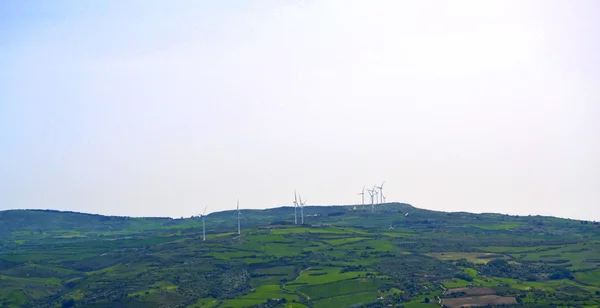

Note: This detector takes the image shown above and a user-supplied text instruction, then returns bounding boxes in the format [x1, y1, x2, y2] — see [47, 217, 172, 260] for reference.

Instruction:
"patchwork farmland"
[1, 203, 599, 307]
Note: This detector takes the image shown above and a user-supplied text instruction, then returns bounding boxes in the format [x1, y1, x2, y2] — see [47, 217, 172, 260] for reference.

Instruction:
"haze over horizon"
[1, 1, 599, 221]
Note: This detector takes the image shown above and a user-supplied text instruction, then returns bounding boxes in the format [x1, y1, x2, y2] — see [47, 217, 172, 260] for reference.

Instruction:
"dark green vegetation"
[1, 203, 599, 308]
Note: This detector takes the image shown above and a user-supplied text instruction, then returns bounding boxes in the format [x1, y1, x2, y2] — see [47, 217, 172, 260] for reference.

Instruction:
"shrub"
[61, 299, 76, 308]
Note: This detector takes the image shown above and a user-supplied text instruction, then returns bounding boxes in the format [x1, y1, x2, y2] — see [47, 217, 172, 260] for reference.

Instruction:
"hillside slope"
[1, 204, 599, 307]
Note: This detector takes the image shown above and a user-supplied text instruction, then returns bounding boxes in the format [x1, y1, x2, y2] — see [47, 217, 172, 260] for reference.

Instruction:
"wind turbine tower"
[200, 205, 208, 241]
[358, 186, 365, 209]
[236, 199, 242, 235]
[294, 191, 298, 225]
[372, 186, 379, 205]
[299, 195, 307, 224]
[367, 189, 375, 213]
[376, 182, 385, 204]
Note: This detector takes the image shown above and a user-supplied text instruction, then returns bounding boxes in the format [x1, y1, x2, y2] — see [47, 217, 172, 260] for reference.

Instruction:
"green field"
[575, 269, 600, 286]
[285, 267, 369, 291]
[299, 278, 384, 299]
[427, 252, 507, 264]
[313, 291, 380, 308]
[1, 204, 599, 307]
[465, 222, 525, 230]
[324, 237, 369, 246]
[220, 285, 299, 308]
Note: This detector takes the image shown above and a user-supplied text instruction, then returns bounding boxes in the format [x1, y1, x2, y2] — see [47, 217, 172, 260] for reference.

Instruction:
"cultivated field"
[427, 252, 507, 264]
[445, 287, 495, 296]
[442, 295, 517, 307]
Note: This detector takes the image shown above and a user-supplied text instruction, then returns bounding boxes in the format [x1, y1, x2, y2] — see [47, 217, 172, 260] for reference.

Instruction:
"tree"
[549, 267, 573, 280]
[424, 297, 430, 303]
[61, 299, 76, 308]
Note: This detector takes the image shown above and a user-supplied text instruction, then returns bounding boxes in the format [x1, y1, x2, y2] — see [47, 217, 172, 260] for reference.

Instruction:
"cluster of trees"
[453, 272, 474, 282]
[175, 265, 251, 299]
[61, 298, 76, 308]
[340, 265, 367, 273]
[248, 298, 287, 308]
[458, 259, 574, 282]
[376, 254, 457, 283]
[512, 287, 598, 306]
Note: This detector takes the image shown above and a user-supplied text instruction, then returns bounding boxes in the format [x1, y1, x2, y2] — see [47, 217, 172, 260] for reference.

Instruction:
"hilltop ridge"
[1, 202, 598, 243]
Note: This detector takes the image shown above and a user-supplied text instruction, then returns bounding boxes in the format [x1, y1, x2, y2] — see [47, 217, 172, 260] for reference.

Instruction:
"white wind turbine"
[236, 199, 242, 235]
[358, 186, 365, 209]
[299, 194, 307, 224]
[372, 185, 379, 205]
[199, 205, 208, 241]
[375, 182, 385, 204]
[367, 189, 375, 213]
[293, 190, 298, 225]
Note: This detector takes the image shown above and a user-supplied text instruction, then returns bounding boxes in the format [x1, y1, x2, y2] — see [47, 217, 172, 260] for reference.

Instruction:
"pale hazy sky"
[1, 1, 599, 220]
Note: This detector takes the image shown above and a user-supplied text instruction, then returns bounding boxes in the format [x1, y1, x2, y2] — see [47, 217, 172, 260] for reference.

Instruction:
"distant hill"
[1, 203, 599, 307]
[0, 209, 173, 237]
[1, 203, 597, 242]
[2, 204, 416, 237]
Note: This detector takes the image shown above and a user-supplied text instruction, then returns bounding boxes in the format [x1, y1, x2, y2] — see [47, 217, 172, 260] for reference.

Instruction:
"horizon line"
[0, 202, 595, 222]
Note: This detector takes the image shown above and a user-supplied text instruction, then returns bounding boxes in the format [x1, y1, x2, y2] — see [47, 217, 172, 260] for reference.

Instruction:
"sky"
[1, 0, 599, 220]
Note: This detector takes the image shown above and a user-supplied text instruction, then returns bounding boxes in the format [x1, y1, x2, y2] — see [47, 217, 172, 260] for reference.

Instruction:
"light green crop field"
[575, 269, 600, 286]
[345, 239, 397, 252]
[461, 267, 478, 277]
[221, 284, 300, 308]
[465, 222, 525, 230]
[514, 242, 600, 270]
[187, 297, 220, 308]
[324, 237, 369, 246]
[298, 278, 384, 300]
[271, 227, 370, 236]
[427, 252, 506, 264]
[479, 245, 562, 254]
[286, 267, 369, 291]
[382, 232, 417, 238]
[280, 303, 308, 308]
[312, 291, 380, 308]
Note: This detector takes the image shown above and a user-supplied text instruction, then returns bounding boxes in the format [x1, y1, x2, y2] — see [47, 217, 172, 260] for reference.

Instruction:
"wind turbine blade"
[203, 205, 208, 215]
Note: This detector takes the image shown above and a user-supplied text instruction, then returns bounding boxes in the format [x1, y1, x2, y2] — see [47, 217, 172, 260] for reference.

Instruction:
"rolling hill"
[1, 203, 599, 307]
